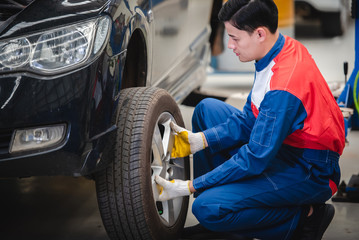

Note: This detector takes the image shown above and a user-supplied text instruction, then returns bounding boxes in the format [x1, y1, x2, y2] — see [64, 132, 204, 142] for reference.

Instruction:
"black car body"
[0, 0, 213, 177]
[0, 1, 219, 239]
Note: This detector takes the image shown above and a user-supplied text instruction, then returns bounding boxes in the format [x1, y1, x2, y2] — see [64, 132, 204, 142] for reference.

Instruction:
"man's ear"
[256, 27, 267, 42]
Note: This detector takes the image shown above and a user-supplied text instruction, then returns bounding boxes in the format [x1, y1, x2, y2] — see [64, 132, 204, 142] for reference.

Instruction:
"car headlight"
[0, 38, 31, 68]
[0, 15, 111, 74]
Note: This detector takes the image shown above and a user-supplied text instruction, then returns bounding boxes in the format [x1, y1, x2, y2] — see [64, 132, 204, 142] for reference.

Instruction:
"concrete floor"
[1, 19, 359, 240]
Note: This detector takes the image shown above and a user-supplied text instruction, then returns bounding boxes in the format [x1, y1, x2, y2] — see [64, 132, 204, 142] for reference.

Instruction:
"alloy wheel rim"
[151, 112, 186, 226]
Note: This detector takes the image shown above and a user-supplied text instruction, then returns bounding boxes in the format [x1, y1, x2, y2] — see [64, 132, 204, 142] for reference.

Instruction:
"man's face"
[225, 22, 261, 62]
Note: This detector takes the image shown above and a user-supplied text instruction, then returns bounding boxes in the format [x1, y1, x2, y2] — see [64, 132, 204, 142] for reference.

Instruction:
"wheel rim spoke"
[161, 119, 174, 155]
[152, 124, 165, 166]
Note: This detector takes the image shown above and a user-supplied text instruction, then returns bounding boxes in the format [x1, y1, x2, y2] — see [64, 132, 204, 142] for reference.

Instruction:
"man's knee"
[193, 98, 216, 120]
[192, 98, 222, 132]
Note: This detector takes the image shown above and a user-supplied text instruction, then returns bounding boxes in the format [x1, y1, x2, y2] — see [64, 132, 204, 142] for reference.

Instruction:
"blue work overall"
[190, 34, 344, 240]
[191, 99, 341, 240]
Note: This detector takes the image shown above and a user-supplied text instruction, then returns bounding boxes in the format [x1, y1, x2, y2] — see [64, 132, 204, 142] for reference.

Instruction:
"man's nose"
[227, 38, 235, 50]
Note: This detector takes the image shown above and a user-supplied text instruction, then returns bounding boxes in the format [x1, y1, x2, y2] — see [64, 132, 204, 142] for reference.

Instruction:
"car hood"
[0, 0, 111, 40]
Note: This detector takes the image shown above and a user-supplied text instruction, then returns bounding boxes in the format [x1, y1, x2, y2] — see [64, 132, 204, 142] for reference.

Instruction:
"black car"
[0, 0, 220, 239]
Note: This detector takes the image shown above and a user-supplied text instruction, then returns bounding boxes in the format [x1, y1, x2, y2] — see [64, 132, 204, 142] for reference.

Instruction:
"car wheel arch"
[121, 28, 148, 90]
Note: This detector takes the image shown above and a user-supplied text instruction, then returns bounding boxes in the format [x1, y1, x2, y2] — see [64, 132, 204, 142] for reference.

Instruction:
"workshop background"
[1, 0, 359, 239]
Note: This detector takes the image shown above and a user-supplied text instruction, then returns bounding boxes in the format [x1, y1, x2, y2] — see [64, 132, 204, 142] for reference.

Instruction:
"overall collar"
[255, 33, 285, 72]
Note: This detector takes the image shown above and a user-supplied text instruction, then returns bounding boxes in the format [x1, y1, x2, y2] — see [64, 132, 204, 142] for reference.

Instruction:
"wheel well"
[122, 29, 147, 89]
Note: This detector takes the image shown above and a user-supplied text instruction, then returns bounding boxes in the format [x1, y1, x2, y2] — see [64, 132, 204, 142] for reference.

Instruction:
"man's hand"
[170, 122, 207, 158]
[155, 175, 192, 201]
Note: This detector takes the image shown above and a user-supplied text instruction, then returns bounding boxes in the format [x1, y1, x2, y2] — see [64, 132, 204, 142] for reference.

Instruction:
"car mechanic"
[155, 0, 345, 239]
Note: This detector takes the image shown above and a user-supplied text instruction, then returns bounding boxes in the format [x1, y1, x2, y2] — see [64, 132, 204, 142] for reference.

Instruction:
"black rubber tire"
[95, 87, 190, 240]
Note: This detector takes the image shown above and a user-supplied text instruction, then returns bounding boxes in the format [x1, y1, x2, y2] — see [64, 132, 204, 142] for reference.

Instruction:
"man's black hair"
[218, 0, 278, 34]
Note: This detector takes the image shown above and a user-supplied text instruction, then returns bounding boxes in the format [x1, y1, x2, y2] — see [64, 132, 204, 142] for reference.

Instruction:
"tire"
[95, 87, 190, 240]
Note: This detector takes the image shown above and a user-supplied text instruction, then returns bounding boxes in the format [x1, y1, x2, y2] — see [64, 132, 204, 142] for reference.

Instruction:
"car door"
[150, 0, 190, 85]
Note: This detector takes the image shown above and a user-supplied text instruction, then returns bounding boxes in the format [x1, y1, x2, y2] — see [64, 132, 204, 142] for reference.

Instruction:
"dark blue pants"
[191, 98, 340, 240]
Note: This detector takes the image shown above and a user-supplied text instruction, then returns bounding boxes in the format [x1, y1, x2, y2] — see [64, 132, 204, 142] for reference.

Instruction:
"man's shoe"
[294, 204, 335, 240]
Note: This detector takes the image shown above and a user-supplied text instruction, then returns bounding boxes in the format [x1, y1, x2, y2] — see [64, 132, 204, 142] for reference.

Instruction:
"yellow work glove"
[170, 121, 207, 158]
[155, 175, 191, 201]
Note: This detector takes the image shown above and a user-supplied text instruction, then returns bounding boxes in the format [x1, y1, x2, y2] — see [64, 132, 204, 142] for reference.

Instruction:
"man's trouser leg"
[192, 98, 244, 178]
[191, 161, 337, 240]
